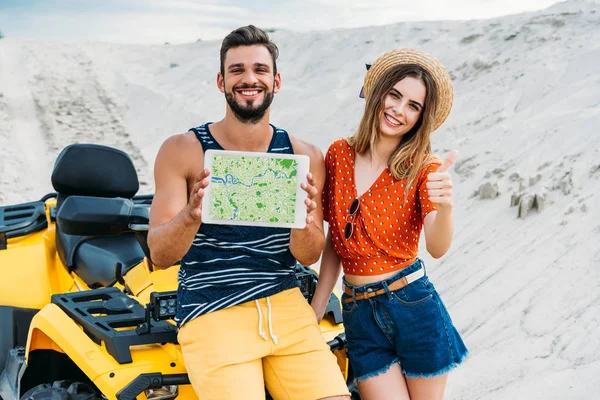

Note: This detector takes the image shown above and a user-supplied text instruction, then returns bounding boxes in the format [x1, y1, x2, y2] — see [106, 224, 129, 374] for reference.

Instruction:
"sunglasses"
[343, 198, 360, 240]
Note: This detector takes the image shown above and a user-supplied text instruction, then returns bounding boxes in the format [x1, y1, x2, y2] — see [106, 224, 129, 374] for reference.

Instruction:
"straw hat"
[360, 48, 454, 132]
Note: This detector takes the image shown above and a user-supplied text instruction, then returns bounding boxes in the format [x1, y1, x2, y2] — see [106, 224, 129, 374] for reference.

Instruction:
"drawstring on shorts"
[255, 298, 278, 345]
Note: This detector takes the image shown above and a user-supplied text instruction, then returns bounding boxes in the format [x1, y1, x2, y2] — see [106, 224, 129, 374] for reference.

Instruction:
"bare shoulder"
[289, 135, 323, 160]
[158, 131, 202, 159]
[155, 131, 204, 178]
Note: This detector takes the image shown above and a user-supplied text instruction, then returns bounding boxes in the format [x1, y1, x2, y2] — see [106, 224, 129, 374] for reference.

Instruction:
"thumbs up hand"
[426, 150, 458, 207]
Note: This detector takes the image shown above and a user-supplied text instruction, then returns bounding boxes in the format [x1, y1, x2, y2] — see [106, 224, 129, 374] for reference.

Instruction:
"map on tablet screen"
[201, 149, 309, 229]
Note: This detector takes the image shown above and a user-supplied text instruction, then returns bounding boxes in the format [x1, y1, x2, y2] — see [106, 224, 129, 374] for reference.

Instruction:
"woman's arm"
[289, 140, 326, 266]
[423, 205, 453, 258]
[422, 151, 458, 258]
[310, 233, 342, 322]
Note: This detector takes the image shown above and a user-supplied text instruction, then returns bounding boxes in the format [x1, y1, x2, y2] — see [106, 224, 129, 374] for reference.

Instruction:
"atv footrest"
[52, 288, 177, 364]
[116, 373, 190, 400]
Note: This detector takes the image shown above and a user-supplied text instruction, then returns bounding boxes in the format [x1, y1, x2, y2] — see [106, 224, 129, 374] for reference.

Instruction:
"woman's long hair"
[348, 64, 439, 199]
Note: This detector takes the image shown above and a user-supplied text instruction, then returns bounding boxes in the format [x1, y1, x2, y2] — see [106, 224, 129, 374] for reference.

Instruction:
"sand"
[1, 0, 599, 398]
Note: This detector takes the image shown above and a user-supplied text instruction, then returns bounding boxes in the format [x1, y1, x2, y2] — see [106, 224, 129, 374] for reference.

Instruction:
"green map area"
[209, 155, 298, 223]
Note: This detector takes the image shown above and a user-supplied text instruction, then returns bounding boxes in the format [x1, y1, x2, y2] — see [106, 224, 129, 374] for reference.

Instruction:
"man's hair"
[220, 25, 279, 76]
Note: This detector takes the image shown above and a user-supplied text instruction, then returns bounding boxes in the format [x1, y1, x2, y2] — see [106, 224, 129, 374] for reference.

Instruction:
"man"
[147, 25, 350, 400]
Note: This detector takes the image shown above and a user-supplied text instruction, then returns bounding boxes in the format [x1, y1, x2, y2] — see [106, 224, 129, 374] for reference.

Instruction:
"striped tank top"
[176, 122, 299, 327]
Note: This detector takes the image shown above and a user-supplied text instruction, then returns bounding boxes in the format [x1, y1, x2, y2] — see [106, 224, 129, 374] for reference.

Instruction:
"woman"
[311, 48, 467, 400]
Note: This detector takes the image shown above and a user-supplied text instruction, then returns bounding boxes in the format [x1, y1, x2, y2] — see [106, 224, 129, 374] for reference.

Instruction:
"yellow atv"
[0, 144, 357, 400]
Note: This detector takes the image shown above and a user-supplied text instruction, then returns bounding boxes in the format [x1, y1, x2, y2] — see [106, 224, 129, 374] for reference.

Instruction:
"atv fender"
[0, 306, 38, 372]
[24, 304, 193, 400]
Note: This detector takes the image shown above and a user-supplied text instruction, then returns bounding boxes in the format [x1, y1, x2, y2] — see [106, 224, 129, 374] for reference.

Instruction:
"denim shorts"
[341, 259, 468, 381]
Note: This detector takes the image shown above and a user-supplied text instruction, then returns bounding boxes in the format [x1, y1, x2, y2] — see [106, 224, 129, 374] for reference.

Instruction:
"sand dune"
[0, 0, 599, 398]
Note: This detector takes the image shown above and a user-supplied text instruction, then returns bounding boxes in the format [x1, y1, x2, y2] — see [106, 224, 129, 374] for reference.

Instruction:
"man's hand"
[300, 172, 318, 226]
[426, 150, 458, 207]
[186, 169, 211, 222]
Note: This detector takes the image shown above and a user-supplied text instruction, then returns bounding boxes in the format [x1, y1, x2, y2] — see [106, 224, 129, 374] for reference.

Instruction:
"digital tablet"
[201, 149, 310, 229]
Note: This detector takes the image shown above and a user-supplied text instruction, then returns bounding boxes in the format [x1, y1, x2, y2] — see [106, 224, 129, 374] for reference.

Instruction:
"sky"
[0, 0, 562, 44]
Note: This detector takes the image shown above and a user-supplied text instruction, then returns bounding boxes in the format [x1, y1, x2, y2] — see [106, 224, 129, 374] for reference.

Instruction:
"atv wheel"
[21, 381, 100, 400]
[347, 380, 361, 399]
[348, 385, 361, 399]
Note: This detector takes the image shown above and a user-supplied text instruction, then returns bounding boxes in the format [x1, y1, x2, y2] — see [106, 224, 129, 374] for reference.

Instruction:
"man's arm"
[289, 140, 326, 266]
[147, 134, 209, 269]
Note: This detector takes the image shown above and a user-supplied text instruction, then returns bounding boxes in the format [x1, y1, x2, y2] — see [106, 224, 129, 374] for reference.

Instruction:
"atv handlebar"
[327, 333, 347, 352]
[116, 373, 189, 400]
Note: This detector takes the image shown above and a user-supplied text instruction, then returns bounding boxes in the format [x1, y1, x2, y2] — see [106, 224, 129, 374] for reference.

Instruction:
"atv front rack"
[52, 288, 177, 364]
[52, 265, 343, 366]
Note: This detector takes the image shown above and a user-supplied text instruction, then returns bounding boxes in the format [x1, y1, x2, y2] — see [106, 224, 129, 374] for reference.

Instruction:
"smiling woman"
[379, 77, 426, 142]
[312, 48, 467, 400]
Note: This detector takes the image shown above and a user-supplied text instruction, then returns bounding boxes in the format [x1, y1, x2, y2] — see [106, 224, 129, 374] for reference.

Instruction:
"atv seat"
[51, 144, 145, 288]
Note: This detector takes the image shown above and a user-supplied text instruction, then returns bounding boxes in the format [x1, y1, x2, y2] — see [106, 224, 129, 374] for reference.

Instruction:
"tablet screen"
[201, 149, 309, 229]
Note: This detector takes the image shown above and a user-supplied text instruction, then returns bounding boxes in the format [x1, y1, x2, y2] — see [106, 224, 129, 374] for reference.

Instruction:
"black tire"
[347, 382, 361, 400]
[21, 381, 100, 400]
[346, 360, 361, 399]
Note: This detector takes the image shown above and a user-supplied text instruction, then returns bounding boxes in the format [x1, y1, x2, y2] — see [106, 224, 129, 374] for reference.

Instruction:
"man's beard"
[225, 84, 274, 124]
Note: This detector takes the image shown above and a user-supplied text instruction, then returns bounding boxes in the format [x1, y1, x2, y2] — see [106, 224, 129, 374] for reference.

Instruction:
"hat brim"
[362, 48, 453, 132]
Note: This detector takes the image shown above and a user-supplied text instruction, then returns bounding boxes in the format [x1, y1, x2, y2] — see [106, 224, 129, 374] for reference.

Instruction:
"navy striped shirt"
[176, 122, 299, 327]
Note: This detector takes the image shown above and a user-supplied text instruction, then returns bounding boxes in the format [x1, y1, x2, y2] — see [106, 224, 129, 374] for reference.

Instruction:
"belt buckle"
[360, 287, 377, 300]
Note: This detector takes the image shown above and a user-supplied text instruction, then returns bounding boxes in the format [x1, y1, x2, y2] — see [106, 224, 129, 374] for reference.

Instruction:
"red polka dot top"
[322, 139, 442, 276]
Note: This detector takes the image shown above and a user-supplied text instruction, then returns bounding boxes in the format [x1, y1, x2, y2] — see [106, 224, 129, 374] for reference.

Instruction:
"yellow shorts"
[177, 287, 350, 400]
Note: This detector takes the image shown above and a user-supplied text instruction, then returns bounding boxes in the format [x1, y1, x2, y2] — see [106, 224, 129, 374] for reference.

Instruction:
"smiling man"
[147, 25, 350, 399]
[222, 44, 275, 124]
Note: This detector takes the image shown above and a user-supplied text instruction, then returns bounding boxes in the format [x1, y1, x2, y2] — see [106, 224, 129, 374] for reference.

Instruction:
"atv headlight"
[295, 270, 316, 302]
[150, 291, 178, 320]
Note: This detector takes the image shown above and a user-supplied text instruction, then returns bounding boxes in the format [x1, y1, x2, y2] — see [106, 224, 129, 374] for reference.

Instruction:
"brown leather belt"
[343, 268, 425, 303]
